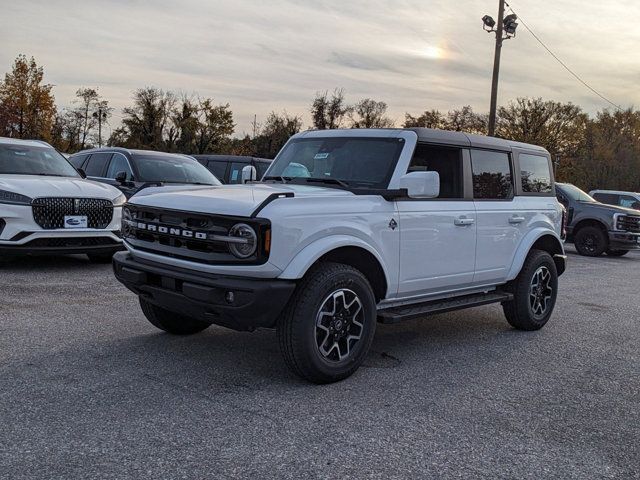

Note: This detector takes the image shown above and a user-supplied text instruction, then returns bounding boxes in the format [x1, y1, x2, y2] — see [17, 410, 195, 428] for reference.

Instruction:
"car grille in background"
[32, 198, 114, 229]
[616, 215, 640, 233]
[26, 237, 120, 248]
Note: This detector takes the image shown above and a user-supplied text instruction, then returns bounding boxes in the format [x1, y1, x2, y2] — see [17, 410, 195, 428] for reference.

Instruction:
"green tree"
[403, 109, 446, 129]
[0, 55, 56, 140]
[255, 111, 303, 158]
[349, 98, 394, 128]
[111, 87, 176, 149]
[310, 88, 350, 130]
[496, 98, 587, 159]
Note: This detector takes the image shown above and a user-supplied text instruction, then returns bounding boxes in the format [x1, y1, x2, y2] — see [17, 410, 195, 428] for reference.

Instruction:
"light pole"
[482, 2, 518, 136]
[92, 107, 108, 147]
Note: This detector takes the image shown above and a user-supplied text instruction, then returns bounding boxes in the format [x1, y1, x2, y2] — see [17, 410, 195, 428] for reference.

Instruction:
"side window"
[519, 153, 552, 193]
[69, 154, 88, 169]
[470, 150, 513, 200]
[408, 144, 463, 199]
[619, 195, 639, 209]
[105, 153, 133, 180]
[207, 161, 229, 182]
[84, 152, 112, 177]
[593, 193, 617, 205]
[228, 162, 247, 184]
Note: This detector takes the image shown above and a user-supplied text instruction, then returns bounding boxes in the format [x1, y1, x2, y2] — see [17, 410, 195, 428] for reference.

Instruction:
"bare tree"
[311, 88, 350, 129]
[349, 98, 394, 128]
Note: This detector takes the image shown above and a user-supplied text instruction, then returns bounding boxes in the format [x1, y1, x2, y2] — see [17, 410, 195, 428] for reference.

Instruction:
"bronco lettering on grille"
[135, 221, 208, 240]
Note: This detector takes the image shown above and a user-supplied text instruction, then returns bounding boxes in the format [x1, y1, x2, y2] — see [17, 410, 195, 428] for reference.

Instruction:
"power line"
[506, 1, 623, 111]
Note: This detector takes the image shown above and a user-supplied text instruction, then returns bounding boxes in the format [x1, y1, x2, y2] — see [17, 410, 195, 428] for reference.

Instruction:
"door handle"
[509, 216, 526, 224]
[454, 217, 475, 226]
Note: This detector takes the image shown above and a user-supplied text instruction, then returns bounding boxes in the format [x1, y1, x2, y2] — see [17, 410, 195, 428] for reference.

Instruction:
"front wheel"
[502, 249, 558, 331]
[277, 262, 377, 384]
[574, 226, 607, 257]
[139, 297, 211, 335]
[606, 249, 629, 257]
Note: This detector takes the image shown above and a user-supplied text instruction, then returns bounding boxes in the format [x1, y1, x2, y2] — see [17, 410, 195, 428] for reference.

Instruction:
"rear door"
[471, 148, 522, 284]
[396, 144, 477, 297]
[103, 152, 137, 197]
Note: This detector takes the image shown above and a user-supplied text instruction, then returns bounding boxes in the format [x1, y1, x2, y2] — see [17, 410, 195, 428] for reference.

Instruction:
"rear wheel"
[277, 262, 377, 384]
[605, 249, 629, 257]
[139, 297, 211, 335]
[574, 226, 607, 257]
[502, 249, 558, 331]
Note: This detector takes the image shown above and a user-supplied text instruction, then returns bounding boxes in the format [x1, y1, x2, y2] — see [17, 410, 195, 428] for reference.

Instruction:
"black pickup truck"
[556, 183, 640, 257]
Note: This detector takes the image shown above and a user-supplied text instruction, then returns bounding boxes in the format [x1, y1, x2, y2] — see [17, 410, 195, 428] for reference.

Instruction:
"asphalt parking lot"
[1, 246, 638, 479]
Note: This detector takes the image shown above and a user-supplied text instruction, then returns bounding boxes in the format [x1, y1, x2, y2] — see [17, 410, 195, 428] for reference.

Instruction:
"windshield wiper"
[295, 177, 350, 189]
[263, 175, 292, 183]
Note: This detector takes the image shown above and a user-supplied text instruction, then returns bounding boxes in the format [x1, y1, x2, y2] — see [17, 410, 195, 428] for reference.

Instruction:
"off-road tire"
[277, 262, 377, 384]
[87, 252, 114, 263]
[605, 249, 629, 257]
[139, 297, 211, 335]
[502, 249, 558, 331]
[574, 226, 607, 257]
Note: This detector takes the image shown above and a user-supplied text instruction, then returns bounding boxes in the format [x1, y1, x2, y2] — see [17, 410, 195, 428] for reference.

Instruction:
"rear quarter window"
[519, 153, 552, 194]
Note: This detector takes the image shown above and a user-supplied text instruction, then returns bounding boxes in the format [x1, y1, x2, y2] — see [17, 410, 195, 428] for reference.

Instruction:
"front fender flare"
[278, 234, 392, 285]
[507, 228, 565, 281]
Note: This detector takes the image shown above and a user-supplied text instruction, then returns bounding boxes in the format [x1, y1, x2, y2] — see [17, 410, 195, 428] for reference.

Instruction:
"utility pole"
[488, 0, 505, 137]
[482, 2, 518, 136]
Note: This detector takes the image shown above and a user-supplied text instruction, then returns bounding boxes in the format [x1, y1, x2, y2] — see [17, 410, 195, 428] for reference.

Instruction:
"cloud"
[0, 0, 638, 133]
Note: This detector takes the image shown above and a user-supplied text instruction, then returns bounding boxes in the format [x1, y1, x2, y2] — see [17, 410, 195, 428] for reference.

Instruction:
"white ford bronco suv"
[113, 128, 567, 383]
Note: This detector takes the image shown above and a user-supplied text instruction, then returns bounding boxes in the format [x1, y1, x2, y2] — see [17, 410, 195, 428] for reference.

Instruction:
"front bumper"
[112, 252, 296, 331]
[608, 231, 640, 250]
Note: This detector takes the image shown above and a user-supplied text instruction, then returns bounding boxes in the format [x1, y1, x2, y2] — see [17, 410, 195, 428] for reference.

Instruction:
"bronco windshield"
[0, 144, 79, 177]
[265, 137, 406, 189]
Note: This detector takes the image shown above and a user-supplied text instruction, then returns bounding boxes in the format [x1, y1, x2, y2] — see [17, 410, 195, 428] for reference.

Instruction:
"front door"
[397, 144, 476, 298]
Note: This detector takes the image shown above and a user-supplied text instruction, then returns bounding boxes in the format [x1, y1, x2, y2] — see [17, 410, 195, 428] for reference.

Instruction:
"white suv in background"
[113, 128, 567, 383]
[0, 137, 125, 262]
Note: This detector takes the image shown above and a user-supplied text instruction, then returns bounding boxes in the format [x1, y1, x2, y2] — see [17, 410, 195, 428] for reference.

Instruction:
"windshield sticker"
[314, 153, 330, 160]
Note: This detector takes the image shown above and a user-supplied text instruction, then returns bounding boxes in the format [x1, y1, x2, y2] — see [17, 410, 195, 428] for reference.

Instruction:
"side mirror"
[115, 171, 128, 184]
[77, 168, 87, 179]
[399, 171, 440, 198]
[241, 165, 257, 184]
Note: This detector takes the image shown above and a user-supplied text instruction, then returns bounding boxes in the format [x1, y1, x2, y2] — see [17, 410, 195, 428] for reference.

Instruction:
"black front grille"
[32, 198, 114, 229]
[616, 215, 640, 233]
[123, 205, 270, 265]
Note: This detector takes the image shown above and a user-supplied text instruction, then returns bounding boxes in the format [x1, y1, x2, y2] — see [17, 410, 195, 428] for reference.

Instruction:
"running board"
[377, 291, 513, 324]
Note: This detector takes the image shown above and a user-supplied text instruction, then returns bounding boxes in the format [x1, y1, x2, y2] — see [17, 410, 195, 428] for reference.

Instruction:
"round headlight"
[228, 223, 257, 258]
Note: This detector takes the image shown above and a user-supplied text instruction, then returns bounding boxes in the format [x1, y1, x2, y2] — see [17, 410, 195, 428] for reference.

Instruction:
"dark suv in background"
[556, 183, 640, 257]
[69, 148, 221, 197]
[193, 155, 271, 184]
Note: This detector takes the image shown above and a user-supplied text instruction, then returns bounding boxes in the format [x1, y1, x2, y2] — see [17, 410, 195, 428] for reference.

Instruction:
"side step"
[377, 291, 513, 324]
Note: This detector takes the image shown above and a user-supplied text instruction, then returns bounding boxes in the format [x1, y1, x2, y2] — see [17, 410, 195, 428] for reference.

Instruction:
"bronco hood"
[128, 183, 353, 217]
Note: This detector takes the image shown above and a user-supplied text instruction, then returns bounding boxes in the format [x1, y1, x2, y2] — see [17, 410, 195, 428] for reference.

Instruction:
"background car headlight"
[228, 223, 257, 258]
[112, 193, 127, 207]
[0, 189, 32, 205]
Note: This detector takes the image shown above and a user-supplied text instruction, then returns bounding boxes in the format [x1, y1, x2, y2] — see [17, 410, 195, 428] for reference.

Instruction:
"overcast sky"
[2, 0, 639, 135]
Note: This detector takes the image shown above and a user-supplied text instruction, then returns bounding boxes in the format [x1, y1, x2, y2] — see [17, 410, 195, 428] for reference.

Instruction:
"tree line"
[1, 55, 639, 192]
